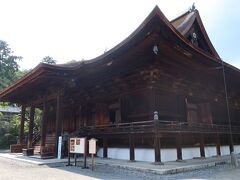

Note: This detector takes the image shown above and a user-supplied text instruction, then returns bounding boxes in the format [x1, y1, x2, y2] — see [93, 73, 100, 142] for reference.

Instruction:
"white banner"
[57, 136, 62, 159]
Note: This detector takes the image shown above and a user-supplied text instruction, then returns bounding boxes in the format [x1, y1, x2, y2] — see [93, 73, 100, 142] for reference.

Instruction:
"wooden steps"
[33, 133, 56, 155]
[34, 145, 40, 154]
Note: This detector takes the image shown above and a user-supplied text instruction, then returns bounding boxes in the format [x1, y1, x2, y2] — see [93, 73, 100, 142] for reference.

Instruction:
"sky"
[0, 0, 239, 70]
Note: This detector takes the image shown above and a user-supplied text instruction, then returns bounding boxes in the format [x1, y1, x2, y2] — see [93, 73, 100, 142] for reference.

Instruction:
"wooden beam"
[19, 105, 26, 145]
[200, 134, 205, 158]
[27, 106, 35, 148]
[25, 93, 58, 107]
[129, 134, 135, 161]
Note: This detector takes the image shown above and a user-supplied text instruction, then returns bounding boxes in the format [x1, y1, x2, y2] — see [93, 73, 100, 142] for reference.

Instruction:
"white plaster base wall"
[220, 146, 230, 155]
[234, 145, 240, 154]
[182, 147, 200, 160]
[161, 148, 177, 162]
[205, 146, 217, 157]
[135, 148, 154, 162]
[97, 148, 103, 157]
[108, 148, 130, 160]
[97, 145, 239, 162]
[134, 148, 177, 162]
[98, 148, 178, 162]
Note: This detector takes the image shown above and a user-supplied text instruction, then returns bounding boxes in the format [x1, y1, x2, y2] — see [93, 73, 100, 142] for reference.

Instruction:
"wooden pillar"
[176, 134, 183, 160]
[55, 94, 63, 157]
[229, 134, 234, 153]
[229, 143, 234, 153]
[19, 105, 26, 145]
[154, 134, 161, 163]
[27, 106, 35, 148]
[200, 134, 205, 158]
[129, 134, 135, 161]
[216, 134, 221, 156]
[149, 88, 156, 120]
[40, 102, 47, 147]
[103, 138, 108, 158]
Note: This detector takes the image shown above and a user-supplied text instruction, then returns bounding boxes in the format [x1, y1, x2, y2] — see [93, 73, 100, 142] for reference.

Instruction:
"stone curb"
[95, 160, 229, 175]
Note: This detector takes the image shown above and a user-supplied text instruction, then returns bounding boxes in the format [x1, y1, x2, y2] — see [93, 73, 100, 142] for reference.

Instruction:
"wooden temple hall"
[1, 6, 240, 162]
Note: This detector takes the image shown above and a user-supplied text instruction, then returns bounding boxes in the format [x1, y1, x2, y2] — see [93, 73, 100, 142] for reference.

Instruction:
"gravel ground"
[1, 156, 240, 180]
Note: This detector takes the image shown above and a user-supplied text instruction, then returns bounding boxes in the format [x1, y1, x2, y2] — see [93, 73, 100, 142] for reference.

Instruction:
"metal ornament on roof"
[189, 3, 196, 12]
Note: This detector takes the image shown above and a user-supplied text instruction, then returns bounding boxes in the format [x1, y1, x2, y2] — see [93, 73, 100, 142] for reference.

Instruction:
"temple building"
[1, 6, 240, 162]
[0, 106, 20, 121]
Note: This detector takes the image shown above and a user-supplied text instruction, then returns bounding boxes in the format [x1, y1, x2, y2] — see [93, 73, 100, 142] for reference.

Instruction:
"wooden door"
[187, 103, 198, 125]
[198, 103, 213, 124]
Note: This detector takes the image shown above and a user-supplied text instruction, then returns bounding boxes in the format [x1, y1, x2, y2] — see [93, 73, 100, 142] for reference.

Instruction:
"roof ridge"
[170, 9, 191, 23]
[170, 2, 199, 23]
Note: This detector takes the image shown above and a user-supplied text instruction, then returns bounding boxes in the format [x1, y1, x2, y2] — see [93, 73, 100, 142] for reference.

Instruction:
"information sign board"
[89, 138, 97, 154]
[70, 137, 86, 154]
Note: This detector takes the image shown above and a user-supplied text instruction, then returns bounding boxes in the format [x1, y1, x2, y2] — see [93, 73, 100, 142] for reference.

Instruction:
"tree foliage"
[0, 107, 42, 148]
[66, 59, 77, 64]
[15, 69, 29, 80]
[0, 40, 43, 148]
[0, 40, 22, 90]
[0, 114, 19, 148]
[41, 56, 57, 64]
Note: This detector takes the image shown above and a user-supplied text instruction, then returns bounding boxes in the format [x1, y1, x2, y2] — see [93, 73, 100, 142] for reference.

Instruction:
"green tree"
[0, 107, 42, 148]
[41, 56, 57, 64]
[15, 69, 29, 80]
[33, 108, 42, 131]
[66, 59, 77, 64]
[0, 40, 22, 90]
[0, 113, 18, 148]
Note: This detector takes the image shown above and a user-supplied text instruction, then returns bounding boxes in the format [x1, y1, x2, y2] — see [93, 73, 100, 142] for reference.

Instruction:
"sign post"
[91, 154, 94, 171]
[82, 137, 88, 169]
[89, 138, 97, 171]
[69, 137, 87, 168]
[67, 138, 72, 166]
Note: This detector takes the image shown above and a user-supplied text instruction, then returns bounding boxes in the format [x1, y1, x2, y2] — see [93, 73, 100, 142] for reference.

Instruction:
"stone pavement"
[0, 150, 239, 175]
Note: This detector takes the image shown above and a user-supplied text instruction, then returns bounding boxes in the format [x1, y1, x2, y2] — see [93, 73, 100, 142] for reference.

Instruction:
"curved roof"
[0, 5, 238, 102]
[171, 9, 220, 59]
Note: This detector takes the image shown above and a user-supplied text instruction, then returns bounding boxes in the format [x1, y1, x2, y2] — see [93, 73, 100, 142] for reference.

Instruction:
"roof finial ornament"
[189, 3, 196, 12]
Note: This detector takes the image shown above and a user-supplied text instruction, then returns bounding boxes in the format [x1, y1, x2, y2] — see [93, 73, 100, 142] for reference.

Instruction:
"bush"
[0, 114, 19, 148]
